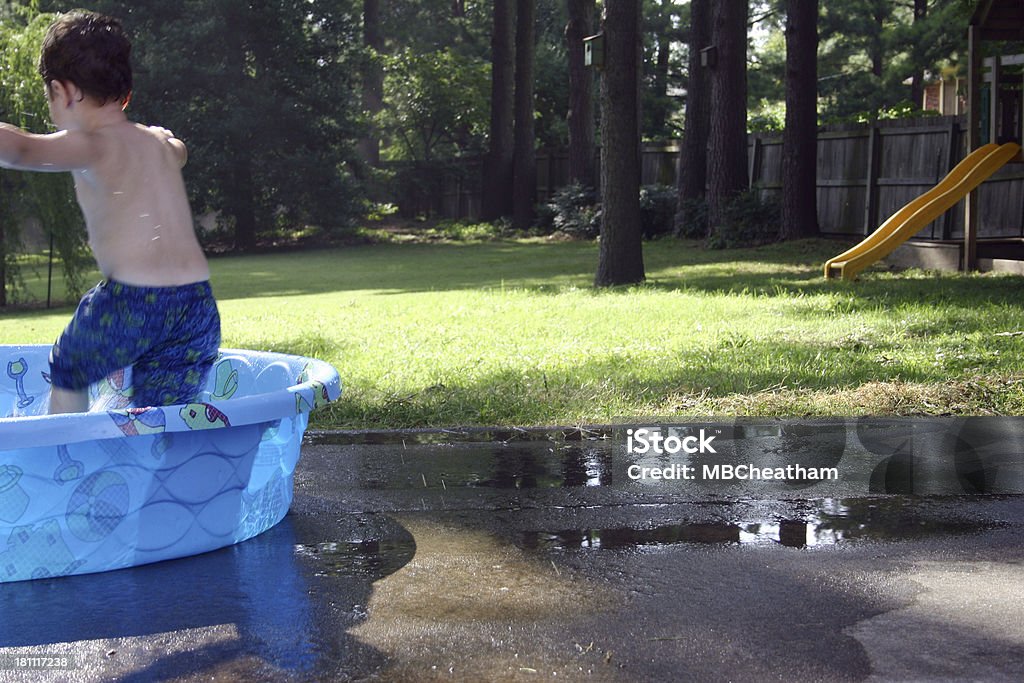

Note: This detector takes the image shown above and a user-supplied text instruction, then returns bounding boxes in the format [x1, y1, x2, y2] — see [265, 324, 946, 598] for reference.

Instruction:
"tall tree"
[565, 0, 596, 188]
[83, 0, 364, 251]
[643, 0, 684, 139]
[595, 0, 644, 287]
[706, 0, 748, 235]
[908, 0, 928, 109]
[481, 0, 515, 220]
[358, 0, 384, 167]
[379, 48, 489, 161]
[816, 0, 916, 120]
[780, 0, 818, 240]
[675, 0, 711, 219]
[512, 0, 536, 232]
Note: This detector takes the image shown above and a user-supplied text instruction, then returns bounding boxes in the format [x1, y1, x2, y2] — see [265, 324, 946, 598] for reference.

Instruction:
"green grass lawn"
[4, 237, 1024, 428]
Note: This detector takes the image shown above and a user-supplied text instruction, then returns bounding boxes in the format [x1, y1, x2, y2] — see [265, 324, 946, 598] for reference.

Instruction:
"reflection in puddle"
[293, 538, 416, 578]
[320, 420, 1024, 496]
[521, 498, 1005, 550]
[289, 515, 417, 579]
[355, 445, 616, 491]
[468, 446, 612, 489]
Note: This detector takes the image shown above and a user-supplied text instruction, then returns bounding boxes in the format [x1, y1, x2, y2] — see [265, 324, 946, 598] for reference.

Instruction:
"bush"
[706, 191, 781, 250]
[673, 197, 709, 239]
[431, 220, 504, 241]
[535, 184, 781, 249]
[639, 184, 678, 239]
[537, 183, 601, 238]
[538, 183, 680, 240]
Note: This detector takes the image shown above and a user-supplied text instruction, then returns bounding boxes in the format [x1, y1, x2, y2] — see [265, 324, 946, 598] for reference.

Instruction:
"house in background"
[922, 67, 966, 117]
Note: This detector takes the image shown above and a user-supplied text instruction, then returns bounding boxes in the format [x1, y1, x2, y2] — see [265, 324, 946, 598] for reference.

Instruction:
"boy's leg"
[132, 283, 221, 407]
[48, 386, 89, 414]
[49, 281, 141, 414]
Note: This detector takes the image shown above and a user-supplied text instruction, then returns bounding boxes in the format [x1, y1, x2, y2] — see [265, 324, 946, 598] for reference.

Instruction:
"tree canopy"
[41, 0, 366, 250]
[0, 7, 86, 305]
[0, 0, 1002, 303]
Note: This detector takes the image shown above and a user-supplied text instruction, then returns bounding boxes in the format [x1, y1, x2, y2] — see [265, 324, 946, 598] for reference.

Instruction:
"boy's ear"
[49, 80, 83, 108]
[48, 80, 70, 107]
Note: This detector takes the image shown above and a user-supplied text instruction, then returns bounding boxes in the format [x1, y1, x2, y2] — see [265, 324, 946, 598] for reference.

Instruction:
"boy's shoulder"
[143, 125, 188, 168]
[98, 122, 188, 168]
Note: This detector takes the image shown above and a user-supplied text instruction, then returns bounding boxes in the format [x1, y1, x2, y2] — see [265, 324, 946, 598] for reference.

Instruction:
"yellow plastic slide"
[824, 141, 1021, 280]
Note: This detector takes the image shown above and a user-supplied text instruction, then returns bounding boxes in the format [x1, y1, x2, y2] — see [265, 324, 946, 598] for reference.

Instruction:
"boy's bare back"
[73, 121, 209, 287]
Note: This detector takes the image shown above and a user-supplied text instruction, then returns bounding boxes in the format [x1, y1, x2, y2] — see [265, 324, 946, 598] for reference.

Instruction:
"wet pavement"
[2, 420, 1024, 681]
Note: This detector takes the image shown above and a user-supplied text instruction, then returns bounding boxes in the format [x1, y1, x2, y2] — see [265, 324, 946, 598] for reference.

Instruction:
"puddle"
[520, 498, 1007, 550]
[287, 512, 416, 580]
[306, 427, 610, 447]
[354, 444, 615, 491]
[0, 510, 414, 677]
[310, 420, 1024, 497]
[466, 446, 612, 489]
[293, 538, 416, 578]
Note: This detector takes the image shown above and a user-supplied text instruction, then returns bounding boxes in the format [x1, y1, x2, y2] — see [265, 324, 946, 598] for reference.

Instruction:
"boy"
[0, 11, 220, 413]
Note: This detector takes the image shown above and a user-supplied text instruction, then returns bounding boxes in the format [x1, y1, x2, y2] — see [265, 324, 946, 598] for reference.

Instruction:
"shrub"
[639, 184, 678, 239]
[432, 220, 503, 241]
[538, 183, 601, 238]
[538, 183, 682, 240]
[706, 191, 781, 250]
[674, 197, 709, 239]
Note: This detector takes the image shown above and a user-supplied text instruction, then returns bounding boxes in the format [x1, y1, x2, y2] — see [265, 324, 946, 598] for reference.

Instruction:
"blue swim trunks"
[50, 279, 221, 407]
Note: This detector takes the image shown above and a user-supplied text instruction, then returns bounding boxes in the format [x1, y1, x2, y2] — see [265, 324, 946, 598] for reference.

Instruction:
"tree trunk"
[650, 32, 671, 135]
[909, 0, 927, 108]
[358, 0, 383, 167]
[654, 36, 670, 100]
[706, 0, 748, 235]
[566, 0, 596, 189]
[676, 0, 711, 217]
[229, 153, 258, 251]
[224, 9, 259, 251]
[512, 0, 536, 232]
[781, 0, 818, 240]
[481, 0, 515, 221]
[868, 1, 886, 116]
[595, 0, 644, 287]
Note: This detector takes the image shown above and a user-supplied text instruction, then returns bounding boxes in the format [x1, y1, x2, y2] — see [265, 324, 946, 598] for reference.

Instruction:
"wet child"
[0, 11, 219, 413]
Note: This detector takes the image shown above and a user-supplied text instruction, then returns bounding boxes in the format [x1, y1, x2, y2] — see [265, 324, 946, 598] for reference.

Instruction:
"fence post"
[748, 135, 762, 189]
[863, 125, 881, 235]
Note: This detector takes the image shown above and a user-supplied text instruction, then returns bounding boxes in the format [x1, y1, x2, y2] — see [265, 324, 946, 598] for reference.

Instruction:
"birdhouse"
[700, 46, 717, 68]
[584, 33, 604, 68]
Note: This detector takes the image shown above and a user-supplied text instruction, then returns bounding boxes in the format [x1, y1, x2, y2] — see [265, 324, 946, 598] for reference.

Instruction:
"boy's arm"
[0, 123, 99, 172]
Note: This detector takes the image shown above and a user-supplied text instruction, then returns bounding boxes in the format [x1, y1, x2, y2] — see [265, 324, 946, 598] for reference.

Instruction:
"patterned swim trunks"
[49, 279, 221, 407]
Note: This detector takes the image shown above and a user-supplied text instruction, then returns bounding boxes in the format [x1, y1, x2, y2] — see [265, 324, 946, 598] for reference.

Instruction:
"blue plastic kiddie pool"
[0, 344, 340, 583]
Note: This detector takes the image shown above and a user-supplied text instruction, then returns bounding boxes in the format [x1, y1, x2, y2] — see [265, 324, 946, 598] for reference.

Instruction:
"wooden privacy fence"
[397, 115, 1024, 240]
[753, 116, 1024, 240]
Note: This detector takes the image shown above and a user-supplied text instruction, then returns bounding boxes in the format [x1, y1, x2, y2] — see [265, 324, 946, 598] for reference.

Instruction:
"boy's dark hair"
[38, 10, 132, 106]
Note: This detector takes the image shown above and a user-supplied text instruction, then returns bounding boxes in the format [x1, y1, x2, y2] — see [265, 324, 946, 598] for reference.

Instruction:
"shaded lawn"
[3, 237, 1024, 428]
